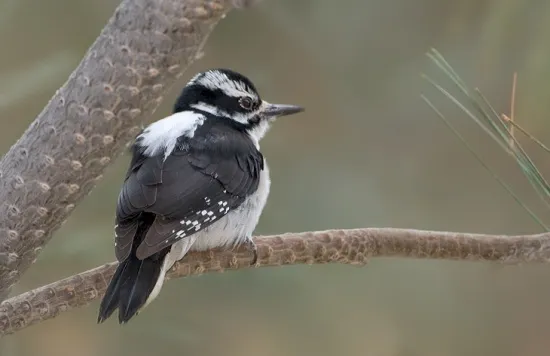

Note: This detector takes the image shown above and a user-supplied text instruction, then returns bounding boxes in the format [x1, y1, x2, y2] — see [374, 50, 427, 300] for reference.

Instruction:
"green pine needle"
[422, 48, 550, 231]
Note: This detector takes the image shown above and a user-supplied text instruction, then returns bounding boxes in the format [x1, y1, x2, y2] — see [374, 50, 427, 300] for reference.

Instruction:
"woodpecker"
[97, 68, 304, 324]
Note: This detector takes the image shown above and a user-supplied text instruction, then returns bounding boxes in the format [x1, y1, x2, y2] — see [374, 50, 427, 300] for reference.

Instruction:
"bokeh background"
[2, 0, 550, 355]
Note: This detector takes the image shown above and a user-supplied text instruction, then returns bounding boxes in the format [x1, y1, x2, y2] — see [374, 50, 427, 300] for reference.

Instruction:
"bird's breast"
[190, 160, 271, 251]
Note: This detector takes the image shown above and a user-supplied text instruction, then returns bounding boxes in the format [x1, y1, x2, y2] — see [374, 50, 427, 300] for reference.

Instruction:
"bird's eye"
[239, 97, 254, 110]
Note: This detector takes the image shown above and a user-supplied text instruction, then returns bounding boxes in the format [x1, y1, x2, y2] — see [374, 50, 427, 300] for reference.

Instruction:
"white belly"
[145, 161, 270, 307]
[167, 160, 271, 264]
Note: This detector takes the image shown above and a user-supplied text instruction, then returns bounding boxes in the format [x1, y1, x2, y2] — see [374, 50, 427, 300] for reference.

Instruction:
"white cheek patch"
[191, 102, 253, 125]
[189, 101, 271, 148]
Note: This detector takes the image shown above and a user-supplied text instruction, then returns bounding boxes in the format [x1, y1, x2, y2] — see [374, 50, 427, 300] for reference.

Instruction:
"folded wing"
[114, 132, 263, 261]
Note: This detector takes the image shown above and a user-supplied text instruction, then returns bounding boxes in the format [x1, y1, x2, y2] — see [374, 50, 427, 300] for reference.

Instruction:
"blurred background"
[2, 0, 550, 355]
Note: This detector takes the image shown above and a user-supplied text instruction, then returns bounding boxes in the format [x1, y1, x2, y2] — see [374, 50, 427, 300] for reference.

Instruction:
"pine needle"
[422, 48, 550, 231]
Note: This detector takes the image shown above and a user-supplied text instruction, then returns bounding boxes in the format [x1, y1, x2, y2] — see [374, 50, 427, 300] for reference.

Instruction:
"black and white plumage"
[97, 68, 304, 324]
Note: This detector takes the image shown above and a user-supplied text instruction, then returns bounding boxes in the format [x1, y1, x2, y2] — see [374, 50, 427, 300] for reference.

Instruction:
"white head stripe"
[190, 70, 258, 99]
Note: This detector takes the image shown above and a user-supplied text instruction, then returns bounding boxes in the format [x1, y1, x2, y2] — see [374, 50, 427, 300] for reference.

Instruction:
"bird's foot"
[243, 237, 258, 266]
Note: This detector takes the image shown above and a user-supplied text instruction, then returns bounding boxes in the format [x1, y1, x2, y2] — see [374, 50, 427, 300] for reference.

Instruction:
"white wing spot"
[176, 230, 186, 238]
[207, 211, 213, 216]
[222, 201, 228, 206]
[192, 220, 198, 226]
[201, 210, 207, 215]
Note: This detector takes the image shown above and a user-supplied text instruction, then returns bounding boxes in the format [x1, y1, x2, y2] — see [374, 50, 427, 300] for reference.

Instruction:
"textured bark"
[0, 0, 242, 301]
[1, 227, 550, 336]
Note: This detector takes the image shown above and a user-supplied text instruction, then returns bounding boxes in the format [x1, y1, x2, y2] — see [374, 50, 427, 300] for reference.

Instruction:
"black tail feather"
[117, 254, 165, 323]
[97, 250, 168, 324]
[97, 259, 129, 323]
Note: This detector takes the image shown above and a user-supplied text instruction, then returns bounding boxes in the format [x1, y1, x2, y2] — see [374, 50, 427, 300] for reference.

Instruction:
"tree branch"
[0, 0, 248, 301]
[1, 227, 549, 336]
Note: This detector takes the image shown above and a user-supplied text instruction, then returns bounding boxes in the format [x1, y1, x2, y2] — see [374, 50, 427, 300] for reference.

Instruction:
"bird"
[97, 68, 304, 324]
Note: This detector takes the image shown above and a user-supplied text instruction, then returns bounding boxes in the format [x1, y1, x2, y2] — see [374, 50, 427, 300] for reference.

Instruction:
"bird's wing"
[114, 134, 263, 261]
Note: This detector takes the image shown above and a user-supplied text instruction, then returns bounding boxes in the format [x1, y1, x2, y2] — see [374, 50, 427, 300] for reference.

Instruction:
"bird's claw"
[244, 238, 258, 266]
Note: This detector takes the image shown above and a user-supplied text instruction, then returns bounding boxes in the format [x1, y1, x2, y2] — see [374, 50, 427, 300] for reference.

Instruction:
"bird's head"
[174, 68, 304, 141]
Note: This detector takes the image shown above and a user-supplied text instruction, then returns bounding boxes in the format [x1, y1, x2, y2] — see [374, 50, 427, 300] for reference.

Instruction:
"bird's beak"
[261, 102, 304, 118]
